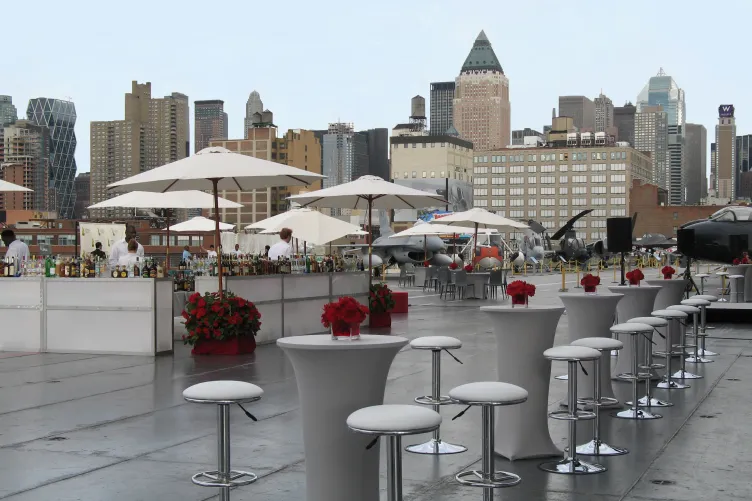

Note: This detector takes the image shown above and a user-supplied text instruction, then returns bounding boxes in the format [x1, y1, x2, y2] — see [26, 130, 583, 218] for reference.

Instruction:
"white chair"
[449, 382, 527, 489]
[183, 381, 264, 499]
[681, 298, 713, 363]
[667, 304, 703, 380]
[610, 323, 661, 420]
[406, 336, 466, 455]
[347, 405, 441, 501]
[570, 337, 628, 457]
[627, 316, 671, 408]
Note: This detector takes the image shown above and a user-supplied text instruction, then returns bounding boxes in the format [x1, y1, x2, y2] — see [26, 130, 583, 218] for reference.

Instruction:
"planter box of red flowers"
[182, 292, 261, 355]
[369, 283, 395, 328]
[661, 265, 676, 280]
[626, 268, 645, 286]
[322, 296, 369, 339]
[507, 280, 536, 306]
[580, 273, 600, 293]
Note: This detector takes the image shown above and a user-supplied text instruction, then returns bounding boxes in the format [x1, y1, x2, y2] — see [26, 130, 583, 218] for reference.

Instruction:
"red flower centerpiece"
[733, 258, 741, 265]
[733, 254, 750, 265]
[626, 268, 645, 286]
[322, 296, 369, 340]
[423, 260, 430, 267]
[507, 280, 536, 306]
[449, 262, 458, 270]
[369, 283, 395, 328]
[182, 291, 261, 355]
[464, 264, 474, 272]
[661, 265, 676, 280]
[580, 273, 600, 293]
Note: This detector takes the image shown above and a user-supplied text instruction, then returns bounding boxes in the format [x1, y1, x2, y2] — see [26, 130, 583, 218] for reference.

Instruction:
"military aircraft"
[517, 210, 593, 264]
[678, 205, 752, 264]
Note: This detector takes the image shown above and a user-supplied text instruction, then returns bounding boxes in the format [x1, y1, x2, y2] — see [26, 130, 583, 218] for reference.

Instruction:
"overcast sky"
[4, 0, 748, 177]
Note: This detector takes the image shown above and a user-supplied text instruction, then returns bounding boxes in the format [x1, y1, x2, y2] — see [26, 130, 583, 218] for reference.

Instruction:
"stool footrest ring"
[549, 409, 596, 421]
[192, 470, 258, 488]
[414, 395, 454, 406]
[455, 469, 521, 488]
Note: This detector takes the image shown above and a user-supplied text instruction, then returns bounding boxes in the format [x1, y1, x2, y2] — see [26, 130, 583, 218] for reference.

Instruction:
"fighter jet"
[678, 205, 752, 264]
[517, 210, 593, 264]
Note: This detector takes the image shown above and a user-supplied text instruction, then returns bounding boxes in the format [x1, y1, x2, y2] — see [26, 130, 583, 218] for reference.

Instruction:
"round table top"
[277, 334, 408, 351]
[645, 279, 688, 286]
[481, 304, 565, 314]
[607, 284, 661, 293]
[559, 292, 624, 301]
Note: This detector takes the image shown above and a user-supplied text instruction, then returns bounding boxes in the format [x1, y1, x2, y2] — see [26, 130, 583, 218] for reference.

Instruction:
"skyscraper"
[453, 31, 510, 151]
[90, 81, 189, 219]
[594, 93, 614, 133]
[360, 128, 389, 180]
[244, 91, 263, 137]
[73, 172, 90, 219]
[26, 98, 78, 218]
[634, 105, 668, 190]
[430, 81, 455, 135]
[735, 135, 752, 199]
[558, 96, 595, 130]
[0, 96, 17, 126]
[684, 123, 707, 205]
[715, 105, 736, 200]
[637, 68, 686, 204]
[194, 100, 228, 152]
[0, 120, 50, 212]
[321, 123, 368, 214]
[511, 128, 543, 145]
[614, 103, 636, 146]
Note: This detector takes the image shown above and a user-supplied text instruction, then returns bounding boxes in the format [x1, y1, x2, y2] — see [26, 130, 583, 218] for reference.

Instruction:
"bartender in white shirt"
[2, 229, 30, 266]
[117, 239, 141, 267]
[203, 244, 218, 259]
[232, 244, 243, 256]
[109, 224, 144, 268]
[268, 227, 293, 260]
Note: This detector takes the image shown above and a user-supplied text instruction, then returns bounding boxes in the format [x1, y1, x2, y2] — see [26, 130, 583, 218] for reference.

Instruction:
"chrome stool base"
[538, 458, 607, 475]
[686, 355, 713, 364]
[575, 439, 628, 457]
[455, 469, 521, 488]
[555, 374, 568, 380]
[671, 369, 702, 380]
[697, 348, 718, 356]
[656, 379, 690, 389]
[405, 438, 467, 455]
[630, 396, 673, 408]
[192, 470, 257, 488]
[414, 395, 453, 406]
[613, 408, 662, 420]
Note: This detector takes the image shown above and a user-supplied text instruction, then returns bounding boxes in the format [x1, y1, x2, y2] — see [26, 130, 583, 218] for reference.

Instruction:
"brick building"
[630, 179, 725, 237]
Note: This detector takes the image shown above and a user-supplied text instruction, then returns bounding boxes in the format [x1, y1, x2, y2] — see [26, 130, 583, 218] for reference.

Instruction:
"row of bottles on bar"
[179, 253, 361, 276]
[110, 258, 165, 279]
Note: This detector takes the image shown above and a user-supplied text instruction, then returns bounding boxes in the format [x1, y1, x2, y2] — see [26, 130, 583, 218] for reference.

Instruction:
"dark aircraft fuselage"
[678, 207, 752, 264]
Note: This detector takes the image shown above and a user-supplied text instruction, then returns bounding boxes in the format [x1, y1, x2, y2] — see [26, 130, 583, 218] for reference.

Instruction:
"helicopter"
[516, 210, 594, 264]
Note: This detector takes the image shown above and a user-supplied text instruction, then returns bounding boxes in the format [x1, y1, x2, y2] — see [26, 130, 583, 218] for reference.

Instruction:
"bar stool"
[183, 381, 264, 501]
[667, 304, 703, 380]
[695, 294, 719, 354]
[651, 309, 690, 391]
[347, 405, 441, 501]
[627, 316, 672, 408]
[681, 298, 713, 363]
[406, 336, 466, 455]
[539, 345, 606, 474]
[729, 274, 745, 302]
[610, 323, 660, 420]
[716, 271, 729, 301]
[570, 337, 628, 456]
[694, 273, 709, 294]
[449, 382, 527, 498]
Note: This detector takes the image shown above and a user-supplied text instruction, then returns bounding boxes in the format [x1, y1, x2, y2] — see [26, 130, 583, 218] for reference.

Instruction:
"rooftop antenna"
[657, 67, 666, 76]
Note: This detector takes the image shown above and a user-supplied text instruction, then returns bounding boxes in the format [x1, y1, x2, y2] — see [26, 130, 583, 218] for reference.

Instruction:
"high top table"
[727, 264, 752, 302]
[607, 285, 661, 380]
[559, 293, 623, 406]
[646, 279, 689, 349]
[277, 335, 408, 501]
[480, 305, 565, 460]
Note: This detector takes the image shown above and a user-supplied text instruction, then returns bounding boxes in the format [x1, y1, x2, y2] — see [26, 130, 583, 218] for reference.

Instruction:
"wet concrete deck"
[1, 272, 750, 500]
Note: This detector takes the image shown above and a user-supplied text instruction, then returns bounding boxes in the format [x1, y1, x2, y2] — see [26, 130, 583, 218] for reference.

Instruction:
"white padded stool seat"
[571, 337, 623, 351]
[668, 304, 700, 315]
[729, 274, 745, 279]
[652, 309, 688, 318]
[183, 381, 263, 403]
[347, 405, 441, 434]
[628, 316, 668, 327]
[544, 345, 601, 362]
[410, 336, 462, 350]
[609, 322, 654, 334]
[696, 294, 718, 302]
[716, 271, 728, 276]
[449, 382, 528, 405]
[682, 298, 710, 307]
[695, 273, 709, 278]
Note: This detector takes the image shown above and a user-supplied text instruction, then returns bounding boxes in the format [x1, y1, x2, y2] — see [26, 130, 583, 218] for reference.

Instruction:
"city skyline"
[2, 0, 749, 182]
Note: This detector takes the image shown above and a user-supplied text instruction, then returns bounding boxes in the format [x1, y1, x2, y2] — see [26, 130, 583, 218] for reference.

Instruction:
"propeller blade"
[551, 209, 594, 240]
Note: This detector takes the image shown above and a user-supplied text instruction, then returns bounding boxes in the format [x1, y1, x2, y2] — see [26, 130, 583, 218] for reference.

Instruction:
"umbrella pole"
[423, 236, 427, 264]
[368, 198, 373, 285]
[211, 179, 224, 299]
[166, 212, 170, 272]
[473, 223, 479, 265]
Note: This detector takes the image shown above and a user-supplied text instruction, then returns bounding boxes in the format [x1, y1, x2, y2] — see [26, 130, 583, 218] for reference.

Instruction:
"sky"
[4, 0, 750, 179]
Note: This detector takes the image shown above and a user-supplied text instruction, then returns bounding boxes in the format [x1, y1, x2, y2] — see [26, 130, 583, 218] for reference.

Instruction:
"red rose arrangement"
[464, 264, 474, 272]
[733, 255, 750, 265]
[507, 280, 536, 306]
[449, 262, 458, 270]
[661, 265, 676, 279]
[369, 283, 395, 313]
[182, 291, 260, 346]
[423, 260, 430, 267]
[733, 258, 740, 265]
[626, 268, 645, 286]
[580, 273, 600, 292]
[322, 296, 370, 336]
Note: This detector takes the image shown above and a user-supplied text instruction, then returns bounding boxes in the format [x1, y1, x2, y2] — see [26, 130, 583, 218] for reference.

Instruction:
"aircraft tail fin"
[378, 210, 393, 237]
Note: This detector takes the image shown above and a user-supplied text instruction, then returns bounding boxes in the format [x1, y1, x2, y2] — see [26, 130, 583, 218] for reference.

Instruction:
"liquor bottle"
[81, 258, 88, 278]
[133, 257, 140, 277]
[111, 265, 119, 278]
[8, 257, 15, 277]
[119, 265, 127, 278]
[157, 261, 164, 278]
[149, 261, 157, 278]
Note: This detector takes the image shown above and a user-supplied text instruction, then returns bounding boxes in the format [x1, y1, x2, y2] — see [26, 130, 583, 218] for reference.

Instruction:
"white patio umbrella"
[87, 190, 241, 269]
[287, 175, 446, 280]
[0, 180, 32, 192]
[169, 216, 235, 232]
[107, 146, 324, 297]
[431, 208, 528, 260]
[247, 208, 366, 246]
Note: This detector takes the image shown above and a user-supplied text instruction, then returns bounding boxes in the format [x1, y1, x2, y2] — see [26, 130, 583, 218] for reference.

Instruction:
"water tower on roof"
[410, 95, 426, 132]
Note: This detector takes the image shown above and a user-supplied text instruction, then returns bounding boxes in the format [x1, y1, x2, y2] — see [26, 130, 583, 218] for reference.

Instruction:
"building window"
[541, 187, 555, 195]
[560, 209, 569, 218]
[560, 176, 568, 183]
[572, 175, 587, 183]
[559, 164, 568, 172]
[492, 188, 506, 196]
[610, 208, 626, 216]
[528, 210, 537, 217]
[611, 174, 626, 182]
[492, 177, 506, 185]
[540, 198, 555, 206]
[559, 187, 568, 195]
[510, 210, 524, 218]
[528, 188, 537, 196]
[510, 199, 524, 207]
[591, 220, 607, 228]
[528, 165, 537, 173]
[572, 164, 587, 172]
[610, 197, 626, 205]
[474, 199, 488, 207]
[492, 199, 506, 207]
[572, 187, 587, 195]
[591, 163, 606, 171]
[150, 235, 161, 246]
[540, 165, 555, 173]
[592, 198, 607, 205]
[510, 188, 524, 196]
[412, 171, 417, 178]
[528, 176, 537, 184]
[591, 186, 607, 194]
[559, 198, 568, 206]
[591, 175, 606, 183]
[491, 166, 505, 174]
[510, 177, 524, 185]
[431, 171, 436, 178]
[58, 235, 76, 246]
[610, 186, 626, 194]
[541, 209, 555, 217]
[474, 188, 488, 196]
[474, 166, 488, 174]
[510, 165, 524, 173]
[572, 198, 587, 206]
[540, 176, 555, 184]
[474, 177, 488, 185]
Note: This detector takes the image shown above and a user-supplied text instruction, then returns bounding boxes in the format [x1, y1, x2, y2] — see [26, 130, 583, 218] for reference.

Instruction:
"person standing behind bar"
[117, 239, 141, 267]
[1, 229, 30, 264]
[110, 224, 144, 268]
[268, 228, 293, 260]
[91, 242, 107, 261]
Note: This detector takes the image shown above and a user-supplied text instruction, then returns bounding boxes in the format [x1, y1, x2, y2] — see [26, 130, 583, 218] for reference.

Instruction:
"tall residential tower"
[715, 105, 736, 200]
[194, 100, 228, 152]
[429, 81, 455, 135]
